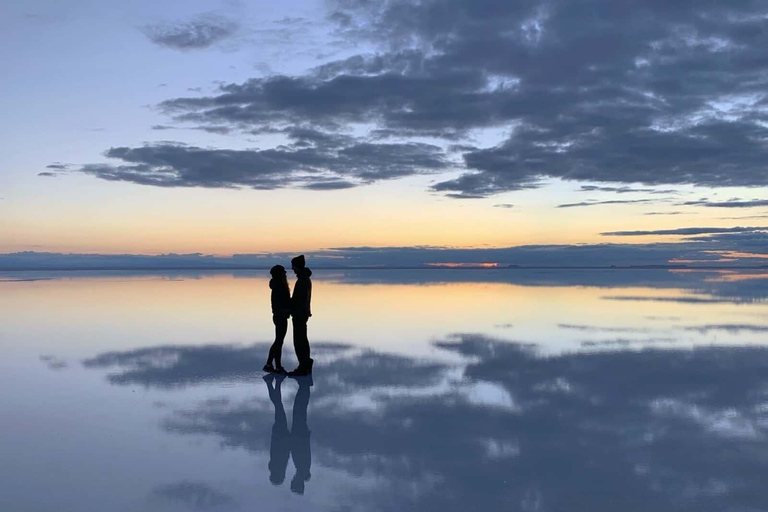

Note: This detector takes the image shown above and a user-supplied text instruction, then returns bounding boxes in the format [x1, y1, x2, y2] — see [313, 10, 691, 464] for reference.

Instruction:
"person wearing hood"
[264, 265, 291, 374]
[289, 255, 313, 376]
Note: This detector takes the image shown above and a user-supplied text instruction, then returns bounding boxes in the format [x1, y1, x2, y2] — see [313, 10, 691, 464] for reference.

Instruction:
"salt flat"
[2, 269, 767, 511]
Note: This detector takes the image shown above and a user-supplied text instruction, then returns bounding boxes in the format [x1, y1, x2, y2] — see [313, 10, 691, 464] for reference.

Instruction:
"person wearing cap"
[289, 254, 313, 376]
[263, 264, 291, 374]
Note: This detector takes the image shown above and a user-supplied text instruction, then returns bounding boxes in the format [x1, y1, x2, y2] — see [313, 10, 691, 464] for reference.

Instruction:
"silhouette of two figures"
[264, 373, 312, 495]
[264, 255, 313, 376]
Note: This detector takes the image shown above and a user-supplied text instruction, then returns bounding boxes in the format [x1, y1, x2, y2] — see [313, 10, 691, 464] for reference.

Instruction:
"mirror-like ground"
[2, 269, 768, 512]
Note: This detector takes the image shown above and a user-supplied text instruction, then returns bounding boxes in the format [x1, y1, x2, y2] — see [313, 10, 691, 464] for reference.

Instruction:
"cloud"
[579, 186, 678, 194]
[602, 226, 768, 237]
[39, 355, 67, 370]
[683, 199, 768, 208]
[558, 324, 653, 333]
[493, 203, 514, 209]
[74, 135, 450, 190]
[557, 199, 658, 209]
[643, 212, 693, 216]
[143, 14, 239, 50]
[151, 481, 235, 510]
[64, 0, 768, 196]
[82, 335, 768, 511]
[718, 215, 768, 220]
[683, 324, 768, 333]
[5, 231, 768, 271]
[37, 172, 57, 177]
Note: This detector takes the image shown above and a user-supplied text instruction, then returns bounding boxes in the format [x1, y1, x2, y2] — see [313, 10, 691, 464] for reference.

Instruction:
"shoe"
[263, 363, 275, 373]
[273, 365, 288, 375]
[288, 366, 309, 377]
[288, 358, 314, 377]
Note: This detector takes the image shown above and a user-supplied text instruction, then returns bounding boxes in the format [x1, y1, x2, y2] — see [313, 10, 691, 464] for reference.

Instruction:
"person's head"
[291, 255, 306, 275]
[270, 264, 287, 280]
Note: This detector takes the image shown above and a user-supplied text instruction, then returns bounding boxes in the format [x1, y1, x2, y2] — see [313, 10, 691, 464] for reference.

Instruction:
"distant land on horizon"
[0, 251, 766, 272]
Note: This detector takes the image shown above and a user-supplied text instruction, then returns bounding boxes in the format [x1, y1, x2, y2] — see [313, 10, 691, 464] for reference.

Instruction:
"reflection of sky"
[2, 270, 767, 361]
[1, 270, 768, 511]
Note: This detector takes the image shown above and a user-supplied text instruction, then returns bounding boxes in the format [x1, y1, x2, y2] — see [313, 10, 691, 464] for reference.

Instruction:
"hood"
[296, 267, 312, 278]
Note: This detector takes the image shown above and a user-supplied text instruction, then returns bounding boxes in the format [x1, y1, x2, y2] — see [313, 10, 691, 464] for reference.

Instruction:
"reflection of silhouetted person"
[264, 265, 291, 374]
[263, 374, 312, 495]
[290, 377, 312, 494]
[289, 255, 313, 376]
[264, 373, 290, 485]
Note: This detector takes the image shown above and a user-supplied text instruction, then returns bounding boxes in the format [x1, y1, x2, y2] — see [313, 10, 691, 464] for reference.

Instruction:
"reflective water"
[1, 269, 768, 511]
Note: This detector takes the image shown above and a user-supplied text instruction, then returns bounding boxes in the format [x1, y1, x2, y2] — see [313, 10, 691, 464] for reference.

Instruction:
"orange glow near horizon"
[2, 175, 763, 255]
[425, 262, 500, 268]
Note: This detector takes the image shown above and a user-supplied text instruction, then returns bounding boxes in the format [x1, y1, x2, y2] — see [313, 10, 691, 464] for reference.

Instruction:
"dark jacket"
[291, 268, 312, 318]
[270, 278, 291, 317]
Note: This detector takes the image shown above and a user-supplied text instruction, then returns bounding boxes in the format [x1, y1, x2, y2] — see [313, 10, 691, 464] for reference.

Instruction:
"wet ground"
[2, 269, 768, 511]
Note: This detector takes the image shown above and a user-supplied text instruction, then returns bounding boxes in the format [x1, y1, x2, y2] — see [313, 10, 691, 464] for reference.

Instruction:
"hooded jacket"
[291, 267, 312, 318]
[270, 278, 292, 317]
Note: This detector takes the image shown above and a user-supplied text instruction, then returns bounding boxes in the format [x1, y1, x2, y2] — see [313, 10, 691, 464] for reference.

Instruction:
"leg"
[267, 315, 288, 368]
[292, 316, 310, 368]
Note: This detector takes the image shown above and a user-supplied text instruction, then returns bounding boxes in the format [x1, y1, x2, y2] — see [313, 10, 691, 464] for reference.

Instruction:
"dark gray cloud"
[643, 211, 692, 216]
[492, 203, 514, 209]
[37, 172, 57, 177]
[602, 226, 768, 237]
[683, 199, 768, 208]
[76, 134, 449, 190]
[4, 230, 768, 271]
[558, 199, 657, 209]
[82, 335, 768, 511]
[143, 14, 239, 50]
[68, 0, 768, 196]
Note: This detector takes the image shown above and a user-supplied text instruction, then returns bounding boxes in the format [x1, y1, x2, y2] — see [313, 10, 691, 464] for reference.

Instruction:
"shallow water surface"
[1, 269, 768, 511]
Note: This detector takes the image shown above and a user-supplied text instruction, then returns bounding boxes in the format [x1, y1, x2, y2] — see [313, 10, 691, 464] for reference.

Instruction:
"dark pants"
[292, 315, 311, 367]
[267, 314, 289, 367]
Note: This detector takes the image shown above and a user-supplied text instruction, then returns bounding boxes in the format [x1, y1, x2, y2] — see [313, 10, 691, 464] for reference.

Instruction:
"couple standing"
[264, 255, 314, 376]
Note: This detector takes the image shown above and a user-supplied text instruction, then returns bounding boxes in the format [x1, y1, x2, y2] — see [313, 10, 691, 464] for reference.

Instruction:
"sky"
[1, 0, 767, 264]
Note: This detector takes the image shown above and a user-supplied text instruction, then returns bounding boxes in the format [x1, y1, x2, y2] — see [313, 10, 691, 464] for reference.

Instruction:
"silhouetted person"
[264, 373, 290, 485]
[289, 255, 313, 376]
[264, 265, 291, 374]
[290, 377, 312, 495]
[263, 373, 312, 495]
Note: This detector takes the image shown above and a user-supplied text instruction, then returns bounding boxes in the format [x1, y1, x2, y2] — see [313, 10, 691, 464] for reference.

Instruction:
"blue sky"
[1, 0, 767, 264]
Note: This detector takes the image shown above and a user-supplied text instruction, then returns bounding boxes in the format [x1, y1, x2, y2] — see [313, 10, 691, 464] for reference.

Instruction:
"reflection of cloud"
[82, 342, 351, 388]
[39, 355, 67, 370]
[558, 323, 653, 333]
[682, 324, 768, 334]
[143, 14, 239, 50]
[580, 337, 677, 347]
[151, 481, 235, 510]
[82, 333, 768, 510]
